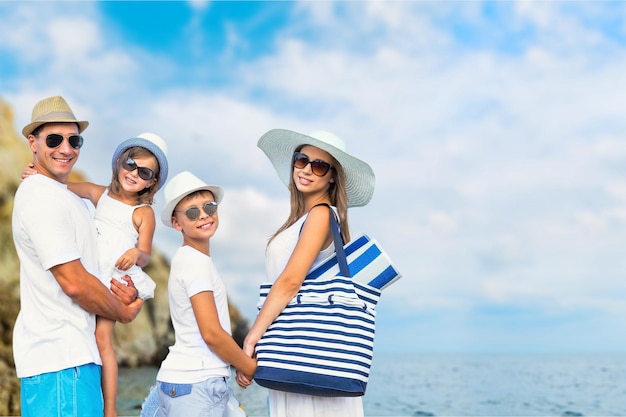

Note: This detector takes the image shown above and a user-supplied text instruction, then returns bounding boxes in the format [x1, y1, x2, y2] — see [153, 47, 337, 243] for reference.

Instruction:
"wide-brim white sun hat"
[111, 132, 169, 191]
[161, 171, 224, 227]
[257, 129, 375, 207]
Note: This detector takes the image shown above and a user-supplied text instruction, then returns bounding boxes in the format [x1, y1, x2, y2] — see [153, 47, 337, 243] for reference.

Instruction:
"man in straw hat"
[12, 96, 143, 417]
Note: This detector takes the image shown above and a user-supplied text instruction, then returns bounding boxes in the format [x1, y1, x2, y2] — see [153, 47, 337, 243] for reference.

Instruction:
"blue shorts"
[157, 377, 228, 417]
[20, 363, 103, 417]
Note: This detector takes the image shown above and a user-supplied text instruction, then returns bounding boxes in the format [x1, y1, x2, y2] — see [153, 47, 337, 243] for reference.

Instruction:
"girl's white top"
[94, 190, 156, 300]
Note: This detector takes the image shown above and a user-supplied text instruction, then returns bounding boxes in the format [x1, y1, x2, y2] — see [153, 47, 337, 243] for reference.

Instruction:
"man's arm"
[50, 259, 142, 323]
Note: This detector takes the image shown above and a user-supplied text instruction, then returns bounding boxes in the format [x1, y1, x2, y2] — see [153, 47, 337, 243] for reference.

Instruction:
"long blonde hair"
[269, 145, 350, 244]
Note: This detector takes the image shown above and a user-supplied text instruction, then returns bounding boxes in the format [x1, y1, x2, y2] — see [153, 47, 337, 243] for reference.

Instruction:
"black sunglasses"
[176, 201, 218, 221]
[293, 152, 333, 177]
[121, 157, 156, 181]
[44, 133, 84, 150]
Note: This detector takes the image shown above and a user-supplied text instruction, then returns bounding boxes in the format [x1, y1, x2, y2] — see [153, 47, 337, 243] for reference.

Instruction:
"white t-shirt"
[12, 174, 102, 378]
[157, 245, 231, 384]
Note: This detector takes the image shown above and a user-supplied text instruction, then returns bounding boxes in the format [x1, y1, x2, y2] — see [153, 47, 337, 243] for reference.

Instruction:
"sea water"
[117, 352, 626, 416]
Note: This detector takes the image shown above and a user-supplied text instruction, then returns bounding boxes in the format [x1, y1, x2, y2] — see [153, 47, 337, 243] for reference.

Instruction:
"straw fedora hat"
[257, 129, 375, 207]
[111, 132, 169, 190]
[161, 171, 224, 227]
[22, 96, 89, 137]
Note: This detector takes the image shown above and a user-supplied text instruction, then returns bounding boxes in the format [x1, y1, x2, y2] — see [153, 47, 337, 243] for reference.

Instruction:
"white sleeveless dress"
[264, 208, 364, 417]
[94, 190, 156, 300]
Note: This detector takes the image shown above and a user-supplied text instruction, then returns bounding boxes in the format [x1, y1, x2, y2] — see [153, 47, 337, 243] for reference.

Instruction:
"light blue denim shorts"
[157, 377, 228, 417]
[20, 363, 103, 417]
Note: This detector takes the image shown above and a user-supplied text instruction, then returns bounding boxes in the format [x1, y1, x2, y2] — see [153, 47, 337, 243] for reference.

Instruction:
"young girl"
[93, 132, 168, 417]
[238, 129, 375, 417]
[23, 132, 169, 417]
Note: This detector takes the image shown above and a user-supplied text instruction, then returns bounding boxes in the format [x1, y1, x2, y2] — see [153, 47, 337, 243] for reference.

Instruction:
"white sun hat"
[257, 129, 375, 207]
[161, 171, 224, 227]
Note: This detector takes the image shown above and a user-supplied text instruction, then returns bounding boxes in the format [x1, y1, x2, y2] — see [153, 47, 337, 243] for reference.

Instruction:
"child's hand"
[235, 369, 253, 389]
[115, 248, 141, 271]
[21, 163, 38, 181]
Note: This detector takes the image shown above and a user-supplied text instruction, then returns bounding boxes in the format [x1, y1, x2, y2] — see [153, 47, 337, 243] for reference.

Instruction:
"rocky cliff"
[0, 98, 249, 416]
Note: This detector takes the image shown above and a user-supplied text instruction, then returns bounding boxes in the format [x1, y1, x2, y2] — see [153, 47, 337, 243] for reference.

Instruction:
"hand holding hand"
[110, 275, 138, 305]
[120, 296, 143, 324]
[235, 368, 254, 389]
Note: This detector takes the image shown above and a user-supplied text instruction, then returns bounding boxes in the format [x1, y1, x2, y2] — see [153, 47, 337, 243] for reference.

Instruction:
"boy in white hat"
[13, 95, 142, 417]
[154, 171, 255, 417]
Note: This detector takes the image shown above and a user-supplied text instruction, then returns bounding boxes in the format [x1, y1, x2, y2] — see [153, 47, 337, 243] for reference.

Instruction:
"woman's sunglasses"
[44, 133, 84, 150]
[121, 157, 156, 181]
[293, 152, 333, 177]
[176, 201, 218, 221]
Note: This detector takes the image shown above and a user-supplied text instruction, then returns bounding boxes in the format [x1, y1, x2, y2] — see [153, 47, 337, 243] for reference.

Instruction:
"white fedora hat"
[161, 171, 224, 227]
[257, 129, 375, 207]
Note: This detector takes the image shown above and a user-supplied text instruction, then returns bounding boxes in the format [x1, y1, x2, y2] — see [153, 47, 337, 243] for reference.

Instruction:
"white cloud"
[3, 1, 626, 351]
[427, 211, 459, 234]
[187, 0, 211, 13]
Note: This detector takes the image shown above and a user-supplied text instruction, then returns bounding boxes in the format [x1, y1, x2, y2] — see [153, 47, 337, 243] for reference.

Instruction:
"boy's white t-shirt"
[157, 245, 231, 384]
[12, 174, 102, 378]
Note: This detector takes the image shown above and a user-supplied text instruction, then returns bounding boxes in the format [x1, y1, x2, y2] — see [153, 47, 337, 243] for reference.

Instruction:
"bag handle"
[329, 208, 350, 278]
[308, 203, 351, 278]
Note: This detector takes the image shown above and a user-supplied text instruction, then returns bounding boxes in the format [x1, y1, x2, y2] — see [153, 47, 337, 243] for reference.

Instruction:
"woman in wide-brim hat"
[238, 129, 375, 417]
[258, 128, 375, 242]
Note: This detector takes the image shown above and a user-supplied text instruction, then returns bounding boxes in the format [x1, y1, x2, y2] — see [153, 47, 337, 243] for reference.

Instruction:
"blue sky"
[2, 1, 626, 354]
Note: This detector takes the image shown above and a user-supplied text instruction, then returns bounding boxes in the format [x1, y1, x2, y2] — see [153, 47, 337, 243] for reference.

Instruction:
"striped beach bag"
[254, 205, 401, 396]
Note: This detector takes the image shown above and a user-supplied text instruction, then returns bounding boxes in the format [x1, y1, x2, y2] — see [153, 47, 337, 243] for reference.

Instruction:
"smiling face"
[172, 190, 219, 254]
[118, 154, 158, 194]
[292, 145, 336, 198]
[110, 146, 160, 204]
[28, 122, 80, 184]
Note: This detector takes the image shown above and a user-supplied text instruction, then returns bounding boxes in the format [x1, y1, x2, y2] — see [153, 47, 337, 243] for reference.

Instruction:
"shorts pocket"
[21, 375, 41, 385]
[159, 382, 192, 399]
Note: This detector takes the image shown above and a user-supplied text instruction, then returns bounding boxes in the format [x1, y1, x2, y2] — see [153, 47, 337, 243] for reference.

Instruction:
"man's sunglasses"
[293, 152, 333, 177]
[44, 133, 84, 150]
[176, 201, 218, 221]
[121, 157, 156, 181]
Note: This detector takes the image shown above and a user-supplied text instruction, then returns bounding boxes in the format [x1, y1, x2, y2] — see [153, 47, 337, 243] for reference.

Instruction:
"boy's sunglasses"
[293, 152, 333, 177]
[44, 133, 84, 150]
[176, 201, 218, 221]
[121, 157, 156, 181]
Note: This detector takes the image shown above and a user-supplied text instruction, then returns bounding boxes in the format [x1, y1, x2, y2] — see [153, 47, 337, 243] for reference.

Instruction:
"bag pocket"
[159, 382, 192, 399]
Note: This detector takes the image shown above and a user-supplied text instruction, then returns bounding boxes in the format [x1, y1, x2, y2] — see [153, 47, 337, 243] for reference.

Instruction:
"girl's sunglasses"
[121, 157, 156, 181]
[44, 133, 84, 150]
[176, 201, 218, 221]
[293, 152, 333, 177]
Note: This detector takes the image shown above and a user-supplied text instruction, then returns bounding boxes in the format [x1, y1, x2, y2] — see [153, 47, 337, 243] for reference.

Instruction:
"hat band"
[33, 111, 77, 122]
